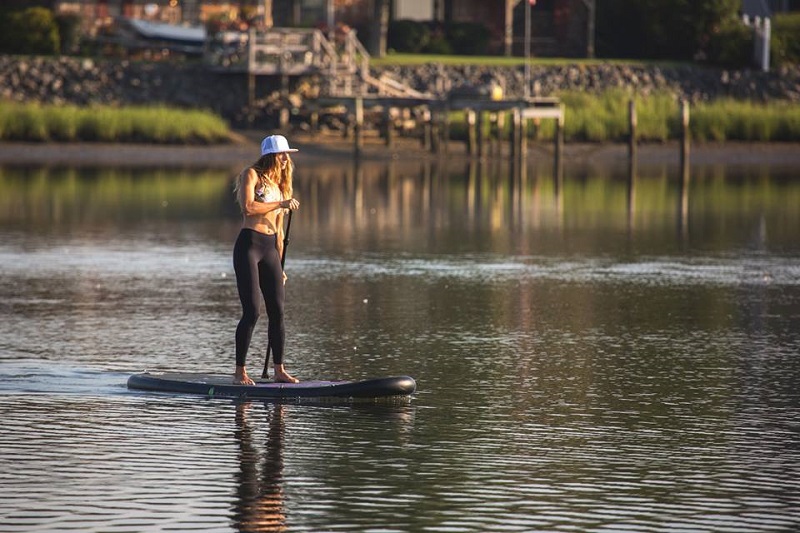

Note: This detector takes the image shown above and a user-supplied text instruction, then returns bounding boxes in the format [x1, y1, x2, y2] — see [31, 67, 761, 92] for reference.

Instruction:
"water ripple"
[293, 255, 800, 287]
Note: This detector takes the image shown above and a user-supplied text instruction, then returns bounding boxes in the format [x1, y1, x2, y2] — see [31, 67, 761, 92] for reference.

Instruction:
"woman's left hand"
[281, 198, 300, 211]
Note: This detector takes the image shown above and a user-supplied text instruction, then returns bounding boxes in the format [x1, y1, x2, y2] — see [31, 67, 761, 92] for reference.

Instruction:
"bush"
[56, 12, 83, 55]
[0, 7, 60, 55]
[388, 20, 431, 54]
[423, 27, 453, 55]
[772, 12, 800, 66]
[446, 22, 491, 56]
[706, 20, 752, 68]
[388, 19, 489, 56]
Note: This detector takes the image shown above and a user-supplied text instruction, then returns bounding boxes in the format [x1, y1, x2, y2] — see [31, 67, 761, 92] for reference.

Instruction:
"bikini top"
[255, 179, 283, 203]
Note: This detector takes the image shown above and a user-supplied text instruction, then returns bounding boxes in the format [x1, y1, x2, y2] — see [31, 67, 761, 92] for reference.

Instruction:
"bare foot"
[234, 366, 255, 386]
[274, 369, 299, 384]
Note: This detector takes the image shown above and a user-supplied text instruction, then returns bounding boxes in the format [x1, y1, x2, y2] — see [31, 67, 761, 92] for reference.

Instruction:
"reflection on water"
[1, 156, 799, 532]
[235, 402, 287, 532]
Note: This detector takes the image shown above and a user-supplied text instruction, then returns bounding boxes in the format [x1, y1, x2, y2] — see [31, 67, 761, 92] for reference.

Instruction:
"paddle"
[262, 209, 293, 379]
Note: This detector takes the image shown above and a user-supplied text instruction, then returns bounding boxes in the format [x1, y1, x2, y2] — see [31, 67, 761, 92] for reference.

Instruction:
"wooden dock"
[308, 95, 564, 164]
[205, 28, 565, 162]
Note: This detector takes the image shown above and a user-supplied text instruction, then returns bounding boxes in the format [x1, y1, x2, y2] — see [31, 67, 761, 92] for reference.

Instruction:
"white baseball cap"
[260, 134, 299, 155]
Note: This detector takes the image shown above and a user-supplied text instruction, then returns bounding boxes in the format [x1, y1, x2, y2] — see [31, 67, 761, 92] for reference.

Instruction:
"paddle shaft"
[262, 210, 293, 379]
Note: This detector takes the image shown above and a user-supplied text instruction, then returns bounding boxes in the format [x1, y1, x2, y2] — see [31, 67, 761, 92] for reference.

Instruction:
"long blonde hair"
[233, 153, 294, 211]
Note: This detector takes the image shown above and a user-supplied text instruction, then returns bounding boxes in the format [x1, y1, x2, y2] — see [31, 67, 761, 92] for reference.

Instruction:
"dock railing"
[204, 27, 375, 95]
[204, 26, 430, 98]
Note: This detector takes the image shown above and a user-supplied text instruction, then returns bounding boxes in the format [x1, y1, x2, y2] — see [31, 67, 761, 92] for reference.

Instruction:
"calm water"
[1, 154, 799, 532]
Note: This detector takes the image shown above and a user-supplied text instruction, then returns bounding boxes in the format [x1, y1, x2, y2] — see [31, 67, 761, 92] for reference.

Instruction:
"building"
[45, 1, 597, 58]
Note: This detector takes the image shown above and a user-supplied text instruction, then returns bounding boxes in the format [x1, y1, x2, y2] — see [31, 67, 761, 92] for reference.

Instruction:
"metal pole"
[524, 0, 531, 100]
[327, 0, 335, 40]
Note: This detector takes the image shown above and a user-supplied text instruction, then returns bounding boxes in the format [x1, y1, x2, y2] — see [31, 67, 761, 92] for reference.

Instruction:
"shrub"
[388, 19, 489, 56]
[446, 22, 491, 56]
[55, 12, 83, 55]
[772, 12, 800, 66]
[388, 20, 431, 54]
[0, 7, 60, 55]
[423, 30, 453, 55]
[706, 20, 753, 68]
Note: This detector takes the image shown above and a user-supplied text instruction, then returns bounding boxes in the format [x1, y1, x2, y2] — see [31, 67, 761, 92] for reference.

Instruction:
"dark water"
[1, 155, 799, 532]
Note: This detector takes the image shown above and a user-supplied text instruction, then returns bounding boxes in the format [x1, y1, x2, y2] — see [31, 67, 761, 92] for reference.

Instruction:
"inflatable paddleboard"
[127, 372, 416, 400]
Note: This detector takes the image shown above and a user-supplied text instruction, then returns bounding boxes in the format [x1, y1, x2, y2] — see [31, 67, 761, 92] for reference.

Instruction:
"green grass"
[552, 89, 677, 142]
[0, 102, 231, 144]
[369, 54, 799, 144]
[692, 99, 800, 142]
[445, 89, 800, 144]
[371, 52, 666, 67]
[2, 90, 797, 145]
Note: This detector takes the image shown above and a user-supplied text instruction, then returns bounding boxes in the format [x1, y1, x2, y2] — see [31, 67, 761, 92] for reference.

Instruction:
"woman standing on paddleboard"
[232, 134, 300, 385]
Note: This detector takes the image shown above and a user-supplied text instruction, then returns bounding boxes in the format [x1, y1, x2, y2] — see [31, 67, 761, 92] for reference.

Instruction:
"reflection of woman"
[233, 135, 300, 385]
[234, 402, 286, 532]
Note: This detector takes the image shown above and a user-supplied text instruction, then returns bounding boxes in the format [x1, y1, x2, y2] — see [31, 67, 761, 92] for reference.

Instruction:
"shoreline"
[1, 133, 799, 169]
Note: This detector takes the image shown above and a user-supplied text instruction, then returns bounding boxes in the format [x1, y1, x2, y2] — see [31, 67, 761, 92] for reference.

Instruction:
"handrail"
[204, 26, 423, 98]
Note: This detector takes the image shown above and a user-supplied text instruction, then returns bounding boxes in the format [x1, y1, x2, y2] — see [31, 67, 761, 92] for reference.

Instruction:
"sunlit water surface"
[1, 157, 799, 532]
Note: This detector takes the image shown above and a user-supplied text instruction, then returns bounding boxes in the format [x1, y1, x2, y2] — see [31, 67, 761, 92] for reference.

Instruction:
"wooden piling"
[628, 99, 637, 163]
[554, 108, 564, 173]
[442, 103, 450, 155]
[628, 100, 638, 226]
[383, 107, 394, 148]
[678, 99, 691, 240]
[310, 110, 319, 138]
[430, 109, 440, 154]
[466, 109, 477, 156]
[476, 110, 485, 158]
[421, 109, 432, 150]
[680, 99, 690, 175]
[520, 112, 528, 162]
[279, 74, 290, 129]
[247, 74, 255, 108]
[494, 112, 505, 158]
[354, 96, 363, 157]
[511, 107, 521, 160]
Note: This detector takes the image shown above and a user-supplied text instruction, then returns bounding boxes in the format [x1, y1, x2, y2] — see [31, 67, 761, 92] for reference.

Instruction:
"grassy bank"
[447, 90, 800, 143]
[371, 53, 666, 67]
[0, 102, 231, 144]
[2, 92, 798, 145]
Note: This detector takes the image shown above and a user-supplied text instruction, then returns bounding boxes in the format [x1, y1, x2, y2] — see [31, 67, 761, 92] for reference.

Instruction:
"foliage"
[55, 12, 83, 55]
[596, 0, 742, 63]
[372, 53, 658, 67]
[0, 102, 231, 144]
[387, 19, 431, 54]
[705, 19, 753, 67]
[446, 22, 491, 56]
[387, 19, 490, 56]
[0, 7, 60, 55]
[772, 12, 800, 66]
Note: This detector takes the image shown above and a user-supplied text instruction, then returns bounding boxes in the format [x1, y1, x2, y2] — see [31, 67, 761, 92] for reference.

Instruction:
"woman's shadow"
[233, 401, 287, 532]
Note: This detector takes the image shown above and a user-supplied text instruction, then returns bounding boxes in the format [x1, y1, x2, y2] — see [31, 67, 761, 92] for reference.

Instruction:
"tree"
[369, 0, 390, 58]
[0, 7, 60, 55]
[596, 0, 741, 61]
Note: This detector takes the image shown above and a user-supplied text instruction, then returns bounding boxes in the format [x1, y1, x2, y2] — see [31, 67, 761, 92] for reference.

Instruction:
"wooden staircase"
[205, 27, 429, 99]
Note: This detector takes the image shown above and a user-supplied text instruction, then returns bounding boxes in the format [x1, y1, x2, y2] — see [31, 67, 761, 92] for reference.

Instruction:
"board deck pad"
[127, 372, 416, 400]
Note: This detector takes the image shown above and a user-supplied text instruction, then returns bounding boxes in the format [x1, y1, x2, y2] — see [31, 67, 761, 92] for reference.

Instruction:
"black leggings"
[233, 229, 285, 367]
